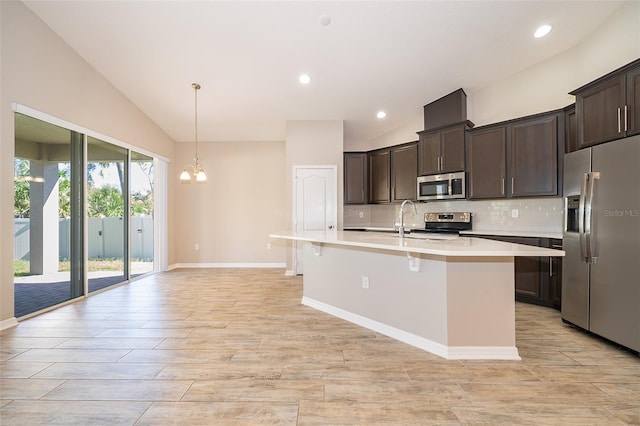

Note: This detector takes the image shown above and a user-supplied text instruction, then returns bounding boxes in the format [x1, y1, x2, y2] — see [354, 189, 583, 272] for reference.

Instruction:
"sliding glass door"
[13, 111, 158, 318]
[13, 113, 83, 317]
[87, 137, 128, 293]
[131, 152, 154, 276]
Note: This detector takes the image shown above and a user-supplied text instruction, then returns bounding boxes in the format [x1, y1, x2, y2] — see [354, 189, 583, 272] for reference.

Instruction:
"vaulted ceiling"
[23, 1, 626, 145]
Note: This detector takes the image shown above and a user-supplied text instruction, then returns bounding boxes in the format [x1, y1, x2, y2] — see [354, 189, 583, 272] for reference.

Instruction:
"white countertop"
[270, 230, 565, 257]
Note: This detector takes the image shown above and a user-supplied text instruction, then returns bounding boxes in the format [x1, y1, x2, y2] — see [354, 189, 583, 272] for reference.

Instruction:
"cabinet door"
[483, 236, 545, 302]
[626, 66, 640, 137]
[466, 127, 506, 199]
[391, 144, 418, 202]
[510, 115, 558, 197]
[577, 75, 626, 148]
[515, 255, 543, 300]
[418, 132, 440, 175]
[549, 239, 563, 309]
[344, 153, 367, 204]
[368, 150, 390, 203]
[565, 106, 578, 153]
[440, 126, 465, 172]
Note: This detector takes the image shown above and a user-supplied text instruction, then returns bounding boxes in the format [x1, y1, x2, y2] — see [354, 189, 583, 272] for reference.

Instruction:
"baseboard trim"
[446, 346, 521, 360]
[301, 297, 520, 360]
[0, 317, 19, 331]
[170, 263, 286, 269]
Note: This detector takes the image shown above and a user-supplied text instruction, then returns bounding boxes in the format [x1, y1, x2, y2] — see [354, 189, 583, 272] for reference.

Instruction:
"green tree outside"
[14, 160, 153, 219]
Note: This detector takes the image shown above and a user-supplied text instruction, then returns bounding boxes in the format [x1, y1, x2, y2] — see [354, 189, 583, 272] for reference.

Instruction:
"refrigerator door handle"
[584, 171, 600, 264]
[579, 173, 588, 261]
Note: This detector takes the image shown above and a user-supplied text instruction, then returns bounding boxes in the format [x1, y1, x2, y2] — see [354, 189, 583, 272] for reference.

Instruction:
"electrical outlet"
[511, 209, 519, 218]
[194, 243, 199, 250]
[362, 276, 370, 289]
[266, 242, 272, 250]
[359, 211, 364, 218]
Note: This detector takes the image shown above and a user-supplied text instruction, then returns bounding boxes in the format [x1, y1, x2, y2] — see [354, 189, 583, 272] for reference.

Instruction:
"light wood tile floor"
[1, 268, 639, 425]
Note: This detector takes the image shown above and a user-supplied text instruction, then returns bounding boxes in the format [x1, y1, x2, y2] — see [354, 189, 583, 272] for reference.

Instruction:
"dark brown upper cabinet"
[564, 104, 578, 153]
[571, 58, 640, 148]
[627, 64, 640, 137]
[391, 143, 418, 202]
[466, 126, 507, 199]
[467, 111, 563, 200]
[423, 89, 467, 131]
[417, 124, 467, 175]
[344, 152, 367, 204]
[510, 114, 559, 197]
[367, 142, 418, 204]
[368, 148, 391, 203]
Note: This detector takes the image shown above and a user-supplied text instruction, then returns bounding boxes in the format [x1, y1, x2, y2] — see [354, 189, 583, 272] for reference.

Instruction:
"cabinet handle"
[501, 178, 505, 196]
[618, 107, 622, 133]
[550, 257, 553, 277]
[624, 105, 628, 132]
[511, 177, 514, 195]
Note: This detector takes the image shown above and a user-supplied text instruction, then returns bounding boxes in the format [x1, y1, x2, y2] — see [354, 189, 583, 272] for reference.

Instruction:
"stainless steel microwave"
[417, 172, 466, 201]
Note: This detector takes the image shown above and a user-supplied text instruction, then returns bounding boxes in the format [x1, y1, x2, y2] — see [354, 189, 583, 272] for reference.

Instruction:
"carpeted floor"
[14, 275, 139, 318]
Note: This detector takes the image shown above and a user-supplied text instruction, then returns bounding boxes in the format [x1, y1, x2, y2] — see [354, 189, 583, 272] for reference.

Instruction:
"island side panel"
[445, 257, 516, 347]
[301, 242, 450, 347]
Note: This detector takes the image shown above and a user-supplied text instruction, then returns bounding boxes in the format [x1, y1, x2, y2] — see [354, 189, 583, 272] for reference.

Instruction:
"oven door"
[417, 176, 451, 200]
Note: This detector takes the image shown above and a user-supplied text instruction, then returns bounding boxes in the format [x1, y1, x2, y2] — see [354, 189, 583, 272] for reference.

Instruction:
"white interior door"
[293, 165, 337, 275]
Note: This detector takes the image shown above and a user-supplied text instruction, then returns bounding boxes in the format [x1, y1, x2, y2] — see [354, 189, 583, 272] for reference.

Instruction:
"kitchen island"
[270, 230, 564, 360]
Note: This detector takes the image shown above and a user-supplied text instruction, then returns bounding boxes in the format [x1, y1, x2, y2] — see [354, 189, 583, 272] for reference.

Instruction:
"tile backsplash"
[344, 198, 564, 234]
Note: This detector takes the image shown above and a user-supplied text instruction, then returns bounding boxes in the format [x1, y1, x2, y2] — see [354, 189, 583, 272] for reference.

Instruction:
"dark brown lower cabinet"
[478, 235, 562, 309]
[549, 240, 563, 309]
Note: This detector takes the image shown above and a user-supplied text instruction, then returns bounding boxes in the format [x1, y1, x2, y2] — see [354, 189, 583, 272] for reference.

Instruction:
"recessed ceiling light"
[299, 74, 311, 84]
[534, 24, 552, 38]
[319, 15, 331, 26]
[376, 111, 387, 119]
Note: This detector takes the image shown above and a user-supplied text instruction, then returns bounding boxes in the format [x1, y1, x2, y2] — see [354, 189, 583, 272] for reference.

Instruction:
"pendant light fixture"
[180, 83, 207, 183]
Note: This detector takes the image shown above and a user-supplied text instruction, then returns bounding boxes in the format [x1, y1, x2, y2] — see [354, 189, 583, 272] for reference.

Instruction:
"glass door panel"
[130, 151, 154, 276]
[87, 137, 128, 292]
[13, 113, 78, 317]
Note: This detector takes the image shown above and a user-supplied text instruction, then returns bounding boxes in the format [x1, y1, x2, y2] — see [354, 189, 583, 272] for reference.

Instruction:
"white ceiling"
[23, 0, 626, 145]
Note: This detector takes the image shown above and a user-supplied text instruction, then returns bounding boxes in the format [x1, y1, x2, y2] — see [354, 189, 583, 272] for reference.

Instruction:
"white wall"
[0, 1, 176, 324]
[285, 120, 344, 272]
[348, 1, 640, 151]
[346, 113, 422, 152]
[173, 140, 287, 266]
[467, 1, 640, 126]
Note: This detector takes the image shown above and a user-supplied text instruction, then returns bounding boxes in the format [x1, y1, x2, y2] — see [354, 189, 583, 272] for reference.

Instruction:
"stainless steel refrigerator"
[562, 135, 640, 353]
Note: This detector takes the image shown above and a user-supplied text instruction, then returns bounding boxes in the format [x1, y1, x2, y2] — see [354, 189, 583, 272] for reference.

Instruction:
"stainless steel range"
[417, 212, 472, 234]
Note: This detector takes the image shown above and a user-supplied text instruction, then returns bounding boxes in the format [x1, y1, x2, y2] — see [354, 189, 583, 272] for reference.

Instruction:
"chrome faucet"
[398, 199, 417, 239]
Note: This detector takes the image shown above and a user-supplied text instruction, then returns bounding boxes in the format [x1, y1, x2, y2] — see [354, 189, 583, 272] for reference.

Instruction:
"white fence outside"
[14, 216, 153, 261]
